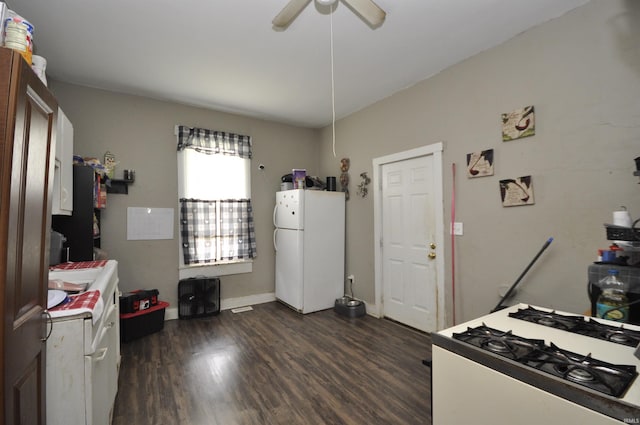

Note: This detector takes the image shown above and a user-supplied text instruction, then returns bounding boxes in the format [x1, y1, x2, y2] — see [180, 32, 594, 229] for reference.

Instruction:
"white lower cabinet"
[47, 264, 120, 425]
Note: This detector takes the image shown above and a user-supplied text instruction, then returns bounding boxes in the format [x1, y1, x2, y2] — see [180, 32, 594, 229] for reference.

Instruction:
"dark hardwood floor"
[112, 301, 432, 425]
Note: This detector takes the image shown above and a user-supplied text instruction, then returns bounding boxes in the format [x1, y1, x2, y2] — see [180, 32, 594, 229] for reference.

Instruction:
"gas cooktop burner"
[509, 306, 640, 347]
[453, 326, 639, 398]
[509, 307, 584, 331]
[520, 343, 638, 398]
[572, 319, 640, 348]
[452, 325, 544, 360]
[564, 367, 595, 383]
[485, 339, 511, 353]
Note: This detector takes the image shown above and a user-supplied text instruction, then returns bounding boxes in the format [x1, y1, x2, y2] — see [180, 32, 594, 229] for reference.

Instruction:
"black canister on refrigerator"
[326, 176, 336, 191]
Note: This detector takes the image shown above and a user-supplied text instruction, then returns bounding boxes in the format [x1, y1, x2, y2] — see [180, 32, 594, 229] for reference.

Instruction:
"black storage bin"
[120, 289, 159, 314]
[178, 277, 220, 319]
[120, 301, 168, 342]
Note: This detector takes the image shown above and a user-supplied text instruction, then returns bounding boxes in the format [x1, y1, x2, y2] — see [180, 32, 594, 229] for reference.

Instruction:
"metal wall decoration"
[502, 105, 535, 141]
[499, 176, 535, 207]
[466, 149, 494, 178]
[340, 158, 350, 200]
[356, 172, 371, 198]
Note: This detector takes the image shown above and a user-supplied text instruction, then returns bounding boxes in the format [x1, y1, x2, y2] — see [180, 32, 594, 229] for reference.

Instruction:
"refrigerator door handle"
[273, 228, 278, 251]
[273, 204, 278, 227]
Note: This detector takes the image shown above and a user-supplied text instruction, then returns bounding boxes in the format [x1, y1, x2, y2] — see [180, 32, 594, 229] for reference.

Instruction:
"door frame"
[372, 142, 445, 330]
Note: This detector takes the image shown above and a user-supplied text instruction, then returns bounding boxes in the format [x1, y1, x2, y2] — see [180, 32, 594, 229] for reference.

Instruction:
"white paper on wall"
[127, 207, 174, 240]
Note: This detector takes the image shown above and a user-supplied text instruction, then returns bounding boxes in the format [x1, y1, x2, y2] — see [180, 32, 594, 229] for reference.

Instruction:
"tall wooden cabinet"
[0, 47, 57, 425]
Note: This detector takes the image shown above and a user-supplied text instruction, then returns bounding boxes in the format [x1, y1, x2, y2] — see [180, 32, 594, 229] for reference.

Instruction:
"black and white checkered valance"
[179, 198, 257, 265]
[177, 125, 252, 159]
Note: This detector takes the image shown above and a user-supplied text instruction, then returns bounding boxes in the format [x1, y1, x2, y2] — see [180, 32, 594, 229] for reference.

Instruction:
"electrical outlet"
[452, 222, 463, 235]
[347, 274, 355, 285]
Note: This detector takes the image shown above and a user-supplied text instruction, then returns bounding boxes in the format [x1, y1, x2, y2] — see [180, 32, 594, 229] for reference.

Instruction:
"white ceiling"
[11, 0, 589, 128]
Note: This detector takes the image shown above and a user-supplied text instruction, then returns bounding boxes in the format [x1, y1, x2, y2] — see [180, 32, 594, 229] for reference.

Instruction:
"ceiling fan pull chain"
[330, 2, 337, 157]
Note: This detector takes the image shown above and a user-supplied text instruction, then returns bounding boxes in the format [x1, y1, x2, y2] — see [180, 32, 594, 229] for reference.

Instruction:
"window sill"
[178, 261, 252, 280]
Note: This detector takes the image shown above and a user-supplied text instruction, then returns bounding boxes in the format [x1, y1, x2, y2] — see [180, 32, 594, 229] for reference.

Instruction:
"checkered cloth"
[176, 125, 252, 159]
[50, 260, 108, 271]
[180, 199, 217, 264]
[219, 199, 257, 261]
[179, 199, 257, 265]
[49, 290, 104, 324]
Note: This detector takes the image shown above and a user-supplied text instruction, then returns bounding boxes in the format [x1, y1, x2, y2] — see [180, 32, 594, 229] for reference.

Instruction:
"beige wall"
[50, 81, 321, 308]
[50, 0, 639, 326]
[318, 0, 640, 323]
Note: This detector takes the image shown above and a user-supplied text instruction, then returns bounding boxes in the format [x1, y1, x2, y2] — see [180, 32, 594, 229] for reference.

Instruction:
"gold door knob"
[428, 252, 436, 259]
[430, 243, 436, 249]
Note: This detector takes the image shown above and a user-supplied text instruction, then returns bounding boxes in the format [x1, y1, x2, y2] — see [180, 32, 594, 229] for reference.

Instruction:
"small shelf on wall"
[107, 179, 134, 194]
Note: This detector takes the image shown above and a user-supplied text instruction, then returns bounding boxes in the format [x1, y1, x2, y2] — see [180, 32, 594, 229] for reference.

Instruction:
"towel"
[50, 260, 108, 271]
[49, 290, 104, 325]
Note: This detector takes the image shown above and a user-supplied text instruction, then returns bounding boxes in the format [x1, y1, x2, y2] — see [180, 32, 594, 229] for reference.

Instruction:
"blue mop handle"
[492, 237, 554, 313]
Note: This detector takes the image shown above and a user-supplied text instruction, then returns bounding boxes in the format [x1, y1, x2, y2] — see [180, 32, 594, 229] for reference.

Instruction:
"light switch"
[452, 222, 463, 236]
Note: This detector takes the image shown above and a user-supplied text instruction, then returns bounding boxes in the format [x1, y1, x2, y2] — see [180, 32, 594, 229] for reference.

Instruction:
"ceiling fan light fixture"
[273, 0, 385, 30]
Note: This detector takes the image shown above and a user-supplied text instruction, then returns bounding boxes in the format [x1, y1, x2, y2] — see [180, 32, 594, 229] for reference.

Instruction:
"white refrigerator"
[273, 189, 345, 313]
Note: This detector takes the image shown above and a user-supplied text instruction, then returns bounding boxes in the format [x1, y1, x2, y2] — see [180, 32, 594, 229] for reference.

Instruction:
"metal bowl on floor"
[335, 296, 351, 305]
[334, 297, 366, 318]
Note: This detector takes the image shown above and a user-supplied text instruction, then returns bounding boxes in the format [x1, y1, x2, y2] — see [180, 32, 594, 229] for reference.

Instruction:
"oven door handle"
[41, 310, 53, 342]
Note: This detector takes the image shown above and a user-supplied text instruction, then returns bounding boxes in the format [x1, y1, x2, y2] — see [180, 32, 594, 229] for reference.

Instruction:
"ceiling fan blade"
[343, 0, 386, 27]
[273, 0, 312, 29]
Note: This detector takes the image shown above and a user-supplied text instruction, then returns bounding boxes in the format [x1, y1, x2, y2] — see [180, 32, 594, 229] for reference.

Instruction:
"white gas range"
[431, 304, 640, 424]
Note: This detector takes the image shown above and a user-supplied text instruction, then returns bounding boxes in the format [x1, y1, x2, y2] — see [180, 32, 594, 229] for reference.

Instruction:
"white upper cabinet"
[52, 107, 73, 215]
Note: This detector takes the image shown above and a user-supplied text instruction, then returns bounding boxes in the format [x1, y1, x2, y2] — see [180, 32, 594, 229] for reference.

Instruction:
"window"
[177, 126, 257, 267]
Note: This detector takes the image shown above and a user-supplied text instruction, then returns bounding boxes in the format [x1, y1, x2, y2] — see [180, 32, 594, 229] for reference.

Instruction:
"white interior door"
[376, 145, 444, 332]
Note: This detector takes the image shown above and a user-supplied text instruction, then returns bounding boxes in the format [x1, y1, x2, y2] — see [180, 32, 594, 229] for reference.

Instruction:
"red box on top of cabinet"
[120, 301, 169, 343]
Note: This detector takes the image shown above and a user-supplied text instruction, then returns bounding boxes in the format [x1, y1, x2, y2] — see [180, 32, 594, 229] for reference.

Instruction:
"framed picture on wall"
[499, 176, 535, 207]
[502, 106, 535, 141]
[466, 149, 494, 178]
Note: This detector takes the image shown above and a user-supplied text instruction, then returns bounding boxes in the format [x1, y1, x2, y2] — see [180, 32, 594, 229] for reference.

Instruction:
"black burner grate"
[453, 325, 638, 398]
[452, 325, 544, 360]
[509, 306, 640, 347]
[519, 343, 638, 397]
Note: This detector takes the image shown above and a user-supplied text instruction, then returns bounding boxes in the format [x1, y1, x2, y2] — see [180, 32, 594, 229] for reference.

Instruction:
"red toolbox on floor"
[120, 289, 159, 314]
[120, 301, 169, 343]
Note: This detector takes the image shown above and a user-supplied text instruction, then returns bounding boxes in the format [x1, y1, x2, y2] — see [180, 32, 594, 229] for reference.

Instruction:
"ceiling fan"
[273, 0, 386, 30]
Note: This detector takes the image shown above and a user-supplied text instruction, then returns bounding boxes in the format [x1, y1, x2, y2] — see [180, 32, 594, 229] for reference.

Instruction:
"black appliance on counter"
[588, 264, 640, 325]
[49, 230, 66, 266]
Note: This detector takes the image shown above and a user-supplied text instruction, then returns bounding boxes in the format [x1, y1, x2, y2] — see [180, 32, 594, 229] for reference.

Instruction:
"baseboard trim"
[166, 307, 179, 321]
[165, 292, 277, 321]
[365, 302, 379, 318]
[221, 292, 277, 311]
